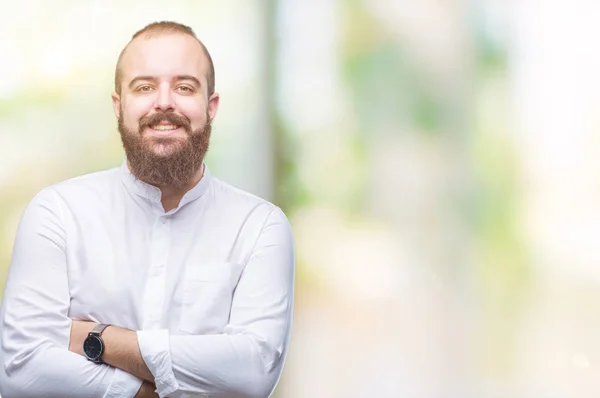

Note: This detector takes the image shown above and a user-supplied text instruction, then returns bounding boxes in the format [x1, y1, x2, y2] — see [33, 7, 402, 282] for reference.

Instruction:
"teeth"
[151, 124, 178, 131]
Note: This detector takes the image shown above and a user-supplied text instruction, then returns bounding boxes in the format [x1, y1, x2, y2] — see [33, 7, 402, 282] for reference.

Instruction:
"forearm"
[87, 326, 280, 398]
[171, 333, 284, 397]
[67, 322, 160, 396]
[0, 344, 137, 398]
[102, 325, 154, 382]
[135, 330, 287, 398]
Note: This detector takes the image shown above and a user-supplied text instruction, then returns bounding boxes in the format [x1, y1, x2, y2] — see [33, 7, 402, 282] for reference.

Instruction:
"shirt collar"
[119, 159, 211, 212]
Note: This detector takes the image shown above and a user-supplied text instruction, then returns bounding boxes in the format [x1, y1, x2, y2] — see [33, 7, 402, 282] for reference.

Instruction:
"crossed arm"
[0, 189, 294, 398]
[68, 321, 157, 397]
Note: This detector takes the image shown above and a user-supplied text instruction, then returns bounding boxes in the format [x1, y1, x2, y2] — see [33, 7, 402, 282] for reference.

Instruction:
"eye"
[137, 85, 153, 93]
[176, 86, 195, 94]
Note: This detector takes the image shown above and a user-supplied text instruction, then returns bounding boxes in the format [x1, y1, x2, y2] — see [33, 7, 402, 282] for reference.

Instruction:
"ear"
[207, 92, 220, 123]
[111, 92, 121, 119]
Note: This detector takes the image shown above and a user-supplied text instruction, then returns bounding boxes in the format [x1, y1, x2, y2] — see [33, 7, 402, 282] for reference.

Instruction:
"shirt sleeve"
[137, 207, 295, 398]
[0, 188, 143, 398]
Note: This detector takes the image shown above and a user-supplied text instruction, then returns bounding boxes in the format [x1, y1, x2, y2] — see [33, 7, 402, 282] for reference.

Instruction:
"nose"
[154, 85, 175, 112]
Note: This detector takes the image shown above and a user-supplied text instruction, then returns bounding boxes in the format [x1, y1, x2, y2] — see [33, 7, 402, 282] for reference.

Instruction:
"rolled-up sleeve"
[137, 329, 178, 397]
[0, 188, 143, 398]
[137, 207, 295, 398]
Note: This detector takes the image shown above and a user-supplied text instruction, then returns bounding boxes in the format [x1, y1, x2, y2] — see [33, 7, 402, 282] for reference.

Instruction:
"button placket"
[142, 217, 171, 329]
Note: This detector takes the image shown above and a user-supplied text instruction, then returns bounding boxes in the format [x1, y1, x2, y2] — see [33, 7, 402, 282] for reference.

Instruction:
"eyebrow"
[128, 75, 202, 89]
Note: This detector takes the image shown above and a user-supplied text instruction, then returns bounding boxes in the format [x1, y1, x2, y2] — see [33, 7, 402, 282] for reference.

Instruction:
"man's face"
[112, 33, 219, 188]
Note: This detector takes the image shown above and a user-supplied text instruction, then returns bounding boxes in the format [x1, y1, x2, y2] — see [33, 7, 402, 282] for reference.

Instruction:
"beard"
[118, 111, 211, 189]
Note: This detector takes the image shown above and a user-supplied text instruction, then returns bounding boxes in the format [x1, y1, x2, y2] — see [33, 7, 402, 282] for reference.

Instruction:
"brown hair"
[114, 21, 215, 96]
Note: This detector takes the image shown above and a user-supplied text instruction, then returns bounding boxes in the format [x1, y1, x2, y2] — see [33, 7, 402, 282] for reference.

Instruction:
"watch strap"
[90, 323, 109, 336]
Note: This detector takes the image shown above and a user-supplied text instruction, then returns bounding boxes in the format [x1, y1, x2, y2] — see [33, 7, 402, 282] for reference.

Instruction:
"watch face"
[83, 335, 103, 361]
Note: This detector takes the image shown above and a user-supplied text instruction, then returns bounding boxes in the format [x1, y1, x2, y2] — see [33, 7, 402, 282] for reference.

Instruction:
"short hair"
[114, 21, 215, 96]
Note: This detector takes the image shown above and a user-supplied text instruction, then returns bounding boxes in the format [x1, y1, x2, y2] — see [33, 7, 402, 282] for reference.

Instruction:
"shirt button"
[160, 217, 168, 224]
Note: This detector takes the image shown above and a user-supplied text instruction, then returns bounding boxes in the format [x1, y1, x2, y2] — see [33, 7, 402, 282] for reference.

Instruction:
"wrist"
[100, 325, 124, 366]
[82, 323, 110, 363]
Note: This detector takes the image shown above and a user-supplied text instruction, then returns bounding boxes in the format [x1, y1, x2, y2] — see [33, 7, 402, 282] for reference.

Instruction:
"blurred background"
[2, 0, 600, 396]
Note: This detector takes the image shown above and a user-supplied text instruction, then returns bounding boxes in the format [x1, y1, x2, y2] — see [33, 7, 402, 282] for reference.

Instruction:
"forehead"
[120, 34, 208, 84]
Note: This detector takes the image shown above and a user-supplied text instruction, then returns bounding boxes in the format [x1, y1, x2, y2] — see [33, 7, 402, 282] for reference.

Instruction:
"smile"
[150, 124, 179, 131]
[145, 124, 184, 137]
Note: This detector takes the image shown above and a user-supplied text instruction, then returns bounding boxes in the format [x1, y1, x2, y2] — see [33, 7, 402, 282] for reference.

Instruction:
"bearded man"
[0, 21, 294, 398]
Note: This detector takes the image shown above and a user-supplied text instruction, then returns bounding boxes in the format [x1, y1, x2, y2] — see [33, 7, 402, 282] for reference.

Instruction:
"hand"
[134, 381, 159, 398]
[69, 320, 97, 356]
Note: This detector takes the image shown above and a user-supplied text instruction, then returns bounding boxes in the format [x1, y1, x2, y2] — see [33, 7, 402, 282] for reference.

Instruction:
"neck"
[127, 161, 205, 212]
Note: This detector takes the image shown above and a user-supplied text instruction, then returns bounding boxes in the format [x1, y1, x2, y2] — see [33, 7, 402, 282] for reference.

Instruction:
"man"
[0, 21, 295, 398]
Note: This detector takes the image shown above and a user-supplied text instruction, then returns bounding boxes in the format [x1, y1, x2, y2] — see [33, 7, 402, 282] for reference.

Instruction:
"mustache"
[139, 112, 191, 131]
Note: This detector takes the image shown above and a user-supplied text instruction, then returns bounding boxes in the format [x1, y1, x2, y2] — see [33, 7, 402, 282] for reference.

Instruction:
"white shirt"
[0, 161, 295, 398]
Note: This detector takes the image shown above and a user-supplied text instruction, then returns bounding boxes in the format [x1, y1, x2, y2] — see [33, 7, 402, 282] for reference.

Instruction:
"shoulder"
[29, 166, 121, 209]
[209, 177, 282, 216]
[207, 176, 292, 233]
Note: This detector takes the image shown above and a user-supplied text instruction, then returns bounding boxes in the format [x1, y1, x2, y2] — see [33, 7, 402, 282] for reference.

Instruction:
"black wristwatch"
[83, 324, 110, 363]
